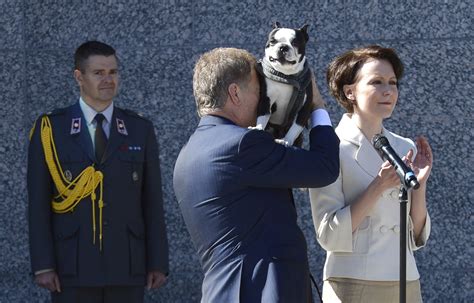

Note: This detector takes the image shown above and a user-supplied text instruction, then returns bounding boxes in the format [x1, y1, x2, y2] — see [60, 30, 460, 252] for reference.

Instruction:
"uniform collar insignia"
[116, 118, 128, 136]
[70, 117, 81, 135]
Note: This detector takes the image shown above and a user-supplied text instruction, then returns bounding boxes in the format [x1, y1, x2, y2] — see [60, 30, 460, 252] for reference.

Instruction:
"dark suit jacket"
[27, 102, 169, 287]
[173, 115, 339, 302]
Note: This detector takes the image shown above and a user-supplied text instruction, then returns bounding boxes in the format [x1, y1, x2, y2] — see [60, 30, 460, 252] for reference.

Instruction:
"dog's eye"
[270, 38, 277, 44]
[291, 40, 298, 46]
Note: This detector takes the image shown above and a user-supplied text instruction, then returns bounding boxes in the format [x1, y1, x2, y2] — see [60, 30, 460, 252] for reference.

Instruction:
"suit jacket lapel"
[101, 107, 126, 164]
[336, 114, 382, 178]
[69, 102, 95, 162]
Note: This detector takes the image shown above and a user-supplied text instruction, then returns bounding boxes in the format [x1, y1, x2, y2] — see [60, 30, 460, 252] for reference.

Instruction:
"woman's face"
[345, 59, 399, 121]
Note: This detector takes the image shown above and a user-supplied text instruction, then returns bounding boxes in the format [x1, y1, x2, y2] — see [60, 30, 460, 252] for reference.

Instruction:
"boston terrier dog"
[256, 22, 313, 147]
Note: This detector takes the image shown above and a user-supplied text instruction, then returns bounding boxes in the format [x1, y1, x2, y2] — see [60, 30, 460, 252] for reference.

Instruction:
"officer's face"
[74, 55, 119, 108]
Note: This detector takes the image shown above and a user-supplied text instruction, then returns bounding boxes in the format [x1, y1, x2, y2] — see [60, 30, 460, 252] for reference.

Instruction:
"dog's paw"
[248, 125, 264, 130]
[274, 139, 290, 147]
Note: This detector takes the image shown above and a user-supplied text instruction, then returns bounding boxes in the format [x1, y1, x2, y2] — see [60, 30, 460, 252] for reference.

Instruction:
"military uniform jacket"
[27, 102, 169, 287]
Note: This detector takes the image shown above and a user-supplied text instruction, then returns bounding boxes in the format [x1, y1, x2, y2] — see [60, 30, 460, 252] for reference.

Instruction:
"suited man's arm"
[27, 117, 56, 274]
[143, 121, 169, 276]
[309, 175, 353, 252]
[237, 124, 339, 189]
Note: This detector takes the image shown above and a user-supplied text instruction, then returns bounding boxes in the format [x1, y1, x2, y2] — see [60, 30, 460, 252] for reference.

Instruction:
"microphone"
[372, 134, 420, 190]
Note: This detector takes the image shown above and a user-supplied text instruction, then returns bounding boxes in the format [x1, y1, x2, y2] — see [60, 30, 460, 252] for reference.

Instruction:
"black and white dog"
[256, 22, 313, 147]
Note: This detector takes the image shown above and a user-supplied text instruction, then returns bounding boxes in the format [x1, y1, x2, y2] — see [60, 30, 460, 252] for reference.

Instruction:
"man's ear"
[74, 69, 83, 86]
[227, 83, 241, 105]
[343, 84, 355, 100]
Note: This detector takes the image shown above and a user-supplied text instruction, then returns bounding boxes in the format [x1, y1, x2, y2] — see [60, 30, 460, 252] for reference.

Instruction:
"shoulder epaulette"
[30, 108, 66, 140]
[122, 108, 148, 120]
[43, 107, 67, 117]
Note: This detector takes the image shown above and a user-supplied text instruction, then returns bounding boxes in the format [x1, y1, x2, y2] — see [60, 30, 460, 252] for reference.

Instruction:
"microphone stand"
[372, 134, 419, 303]
[399, 186, 408, 303]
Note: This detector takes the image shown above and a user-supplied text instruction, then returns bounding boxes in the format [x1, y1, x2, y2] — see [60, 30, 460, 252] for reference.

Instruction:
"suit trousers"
[51, 286, 144, 303]
[322, 278, 422, 303]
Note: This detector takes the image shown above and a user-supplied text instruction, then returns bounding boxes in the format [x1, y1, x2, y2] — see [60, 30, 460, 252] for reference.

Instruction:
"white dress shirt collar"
[79, 97, 114, 125]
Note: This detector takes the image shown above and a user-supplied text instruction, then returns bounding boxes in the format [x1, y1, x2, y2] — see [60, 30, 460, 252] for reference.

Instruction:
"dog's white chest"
[266, 79, 299, 125]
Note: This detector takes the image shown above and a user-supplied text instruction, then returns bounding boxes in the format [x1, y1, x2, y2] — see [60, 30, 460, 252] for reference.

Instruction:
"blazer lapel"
[336, 114, 382, 178]
[101, 107, 126, 164]
[355, 137, 382, 178]
[69, 103, 95, 162]
[382, 129, 404, 158]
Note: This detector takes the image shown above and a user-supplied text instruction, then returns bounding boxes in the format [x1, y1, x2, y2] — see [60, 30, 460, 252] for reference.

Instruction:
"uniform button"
[392, 225, 400, 233]
[103, 220, 109, 226]
[380, 225, 388, 233]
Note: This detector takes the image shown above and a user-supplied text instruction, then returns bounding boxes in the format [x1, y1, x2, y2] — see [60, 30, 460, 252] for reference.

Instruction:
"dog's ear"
[300, 24, 310, 41]
[273, 21, 281, 29]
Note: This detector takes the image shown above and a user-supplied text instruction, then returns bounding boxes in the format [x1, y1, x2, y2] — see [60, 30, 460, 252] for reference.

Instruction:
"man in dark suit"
[173, 47, 340, 302]
[27, 41, 169, 303]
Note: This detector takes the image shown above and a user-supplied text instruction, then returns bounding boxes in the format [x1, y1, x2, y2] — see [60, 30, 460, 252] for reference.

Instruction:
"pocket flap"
[119, 152, 145, 163]
[58, 152, 86, 163]
[54, 224, 80, 240]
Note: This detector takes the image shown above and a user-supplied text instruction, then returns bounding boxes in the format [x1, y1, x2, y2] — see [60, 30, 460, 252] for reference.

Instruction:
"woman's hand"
[373, 160, 401, 193]
[408, 136, 433, 186]
[406, 137, 432, 239]
[350, 160, 401, 232]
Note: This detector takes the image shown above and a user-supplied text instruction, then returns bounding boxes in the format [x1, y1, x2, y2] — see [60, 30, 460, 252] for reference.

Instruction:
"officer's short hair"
[74, 41, 117, 72]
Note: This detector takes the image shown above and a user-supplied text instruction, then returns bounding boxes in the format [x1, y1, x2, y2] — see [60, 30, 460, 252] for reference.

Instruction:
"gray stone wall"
[0, 0, 472, 302]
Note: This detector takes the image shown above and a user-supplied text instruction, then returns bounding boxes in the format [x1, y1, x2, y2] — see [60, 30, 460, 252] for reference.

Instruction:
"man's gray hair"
[193, 48, 256, 117]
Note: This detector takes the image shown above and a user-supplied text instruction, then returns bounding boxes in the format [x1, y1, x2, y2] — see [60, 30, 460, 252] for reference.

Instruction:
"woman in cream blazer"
[310, 45, 433, 303]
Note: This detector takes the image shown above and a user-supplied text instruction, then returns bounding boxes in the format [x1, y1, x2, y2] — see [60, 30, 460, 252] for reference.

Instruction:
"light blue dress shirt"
[79, 97, 114, 149]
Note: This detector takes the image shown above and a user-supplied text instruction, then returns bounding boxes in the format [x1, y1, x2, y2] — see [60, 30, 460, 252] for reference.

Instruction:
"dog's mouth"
[269, 56, 296, 65]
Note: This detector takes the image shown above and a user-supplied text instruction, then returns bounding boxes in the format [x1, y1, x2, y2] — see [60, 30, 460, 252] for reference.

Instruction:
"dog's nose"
[279, 45, 289, 53]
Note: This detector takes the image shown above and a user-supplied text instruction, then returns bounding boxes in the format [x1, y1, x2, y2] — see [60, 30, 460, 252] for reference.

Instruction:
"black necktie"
[94, 113, 107, 162]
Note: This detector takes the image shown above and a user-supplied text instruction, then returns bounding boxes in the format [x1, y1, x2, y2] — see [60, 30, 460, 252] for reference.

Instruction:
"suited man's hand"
[146, 271, 167, 290]
[35, 271, 61, 292]
[310, 72, 326, 111]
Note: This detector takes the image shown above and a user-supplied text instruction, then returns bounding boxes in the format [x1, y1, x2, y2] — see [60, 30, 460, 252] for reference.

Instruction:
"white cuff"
[310, 109, 332, 128]
[35, 268, 54, 275]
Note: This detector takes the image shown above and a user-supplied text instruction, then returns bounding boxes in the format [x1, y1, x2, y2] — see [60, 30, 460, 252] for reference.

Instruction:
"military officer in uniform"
[27, 41, 169, 303]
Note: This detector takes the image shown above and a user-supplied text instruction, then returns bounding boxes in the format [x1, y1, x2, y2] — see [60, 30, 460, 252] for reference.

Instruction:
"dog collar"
[258, 59, 311, 90]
